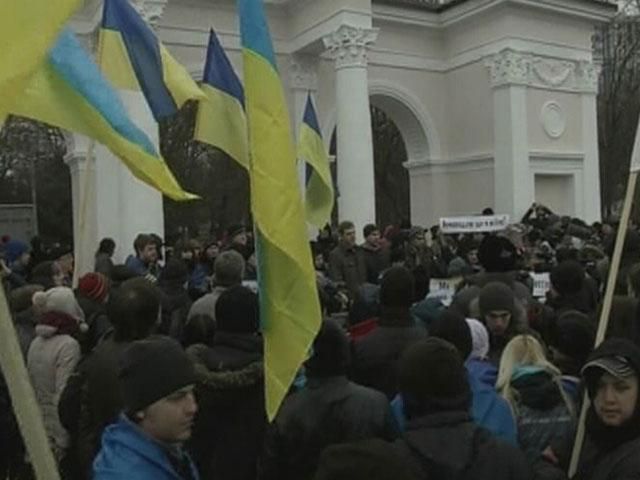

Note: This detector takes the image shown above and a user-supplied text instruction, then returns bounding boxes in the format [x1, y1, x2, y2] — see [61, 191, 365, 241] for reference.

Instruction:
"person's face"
[139, 386, 198, 444]
[411, 233, 426, 247]
[366, 231, 381, 247]
[466, 249, 479, 265]
[485, 310, 511, 336]
[52, 263, 65, 287]
[140, 244, 158, 263]
[314, 253, 325, 270]
[594, 373, 639, 427]
[206, 245, 219, 259]
[342, 228, 356, 247]
[233, 232, 248, 246]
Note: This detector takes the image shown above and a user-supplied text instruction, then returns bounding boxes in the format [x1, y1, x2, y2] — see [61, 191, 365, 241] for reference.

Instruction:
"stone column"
[486, 50, 532, 220]
[64, 134, 98, 282]
[576, 60, 602, 223]
[323, 25, 378, 239]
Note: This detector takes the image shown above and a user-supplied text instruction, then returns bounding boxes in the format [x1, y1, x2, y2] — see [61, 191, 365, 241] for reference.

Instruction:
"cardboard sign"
[530, 272, 551, 298]
[439, 214, 510, 234]
[427, 277, 463, 306]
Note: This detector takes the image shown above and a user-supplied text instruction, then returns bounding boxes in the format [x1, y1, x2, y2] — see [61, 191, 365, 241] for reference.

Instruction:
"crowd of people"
[1, 203, 640, 480]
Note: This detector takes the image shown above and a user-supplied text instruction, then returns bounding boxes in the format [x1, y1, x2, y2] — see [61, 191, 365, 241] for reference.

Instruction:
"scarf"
[39, 311, 79, 336]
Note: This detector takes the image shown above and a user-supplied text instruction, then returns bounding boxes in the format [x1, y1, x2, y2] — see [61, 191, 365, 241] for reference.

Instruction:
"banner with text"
[427, 277, 463, 306]
[439, 214, 510, 234]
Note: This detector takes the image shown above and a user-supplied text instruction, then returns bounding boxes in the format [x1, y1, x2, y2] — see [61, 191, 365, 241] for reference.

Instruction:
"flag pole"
[0, 286, 61, 480]
[568, 168, 639, 476]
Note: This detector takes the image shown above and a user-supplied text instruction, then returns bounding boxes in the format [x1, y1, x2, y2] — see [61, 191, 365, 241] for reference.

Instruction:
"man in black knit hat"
[393, 337, 530, 480]
[93, 336, 199, 480]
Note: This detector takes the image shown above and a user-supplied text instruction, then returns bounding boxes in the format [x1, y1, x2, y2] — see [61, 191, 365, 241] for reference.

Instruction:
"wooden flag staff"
[568, 168, 639, 476]
[0, 285, 60, 480]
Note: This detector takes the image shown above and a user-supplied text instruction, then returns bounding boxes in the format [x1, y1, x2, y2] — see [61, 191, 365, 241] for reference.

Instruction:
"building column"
[64, 134, 98, 281]
[323, 25, 378, 238]
[577, 61, 602, 223]
[486, 50, 532, 220]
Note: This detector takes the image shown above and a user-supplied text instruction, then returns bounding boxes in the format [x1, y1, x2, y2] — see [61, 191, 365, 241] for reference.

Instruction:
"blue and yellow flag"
[195, 29, 249, 170]
[0, 0, 81, 119]
[298, 94, 334, 228]
[99, 0, 203, 120]
[238, 0, 322, 420]
[11, 29, 197, 201]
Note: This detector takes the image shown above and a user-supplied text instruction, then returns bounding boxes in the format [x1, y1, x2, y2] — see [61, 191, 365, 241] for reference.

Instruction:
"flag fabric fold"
[0, 0, 81, 119]
[298, 94, 334, 228]
[99, 0, 203, 120]
[195, 29, 249, 170]
[238, 0, 322, 420]
[10, 29, 197, 201]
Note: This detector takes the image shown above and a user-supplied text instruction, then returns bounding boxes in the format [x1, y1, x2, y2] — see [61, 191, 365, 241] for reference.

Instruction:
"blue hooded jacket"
[93, 415, 199, 480]
[391, 361, 517, 445]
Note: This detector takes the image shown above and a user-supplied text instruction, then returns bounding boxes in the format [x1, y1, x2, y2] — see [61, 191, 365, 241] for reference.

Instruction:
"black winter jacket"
[259, 376, 397, 480]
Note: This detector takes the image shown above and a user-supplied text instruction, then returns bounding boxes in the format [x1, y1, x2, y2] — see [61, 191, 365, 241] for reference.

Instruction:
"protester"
[27, 287, 85, 464]
[392, 337, 531, 479]
[76, 272, 111, 353]
[51, 244, 74, 287]
[329, 220, 367, 296]
[1, 239, 31, 290]
[352, 266, 427, 398]
[187, 286, 264, 480]
[8, 284, 43, 358]
[30, 260, 65, 290]
[94, 238, 116, 278]
[260, 320, 396, 480]
[125, 233, 160, 281]
[548, 260, 598, 316]
[158, 258, 192, 340]
[360, 224, 390, 285]
[93, 336, 199, 480]
[478, 281, 528, 364]
[391, 310, 517, 444]
[224, 224, 251, 260]
[187, 250, 245, 328]
[59, 277, 161, 478]
[496, 334, 575, 461]
[538, 338, 640, 480]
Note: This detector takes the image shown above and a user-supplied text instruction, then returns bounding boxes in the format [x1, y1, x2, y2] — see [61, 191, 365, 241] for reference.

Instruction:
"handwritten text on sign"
[440, 214, 510, 234]
[530, 272, 551, 298]
[427, 277, 463, 306]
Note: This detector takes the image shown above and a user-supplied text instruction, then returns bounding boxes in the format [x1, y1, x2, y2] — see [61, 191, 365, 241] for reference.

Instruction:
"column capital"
[289, 54, 318, 91]
[64, 133, 94, 173]
[130, 0, 168, 27]
[323, 25, 378, 69]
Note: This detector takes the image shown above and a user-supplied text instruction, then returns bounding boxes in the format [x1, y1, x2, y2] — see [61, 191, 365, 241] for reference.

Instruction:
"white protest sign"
[439, 214, 510, 234]
[530, 272, 551, 298]
[427, 277, 463, 306]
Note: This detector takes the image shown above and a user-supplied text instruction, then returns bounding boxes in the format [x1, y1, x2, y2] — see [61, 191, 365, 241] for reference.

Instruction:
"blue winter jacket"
[391, 361, 518, 445]
[93, 415, 199, 480]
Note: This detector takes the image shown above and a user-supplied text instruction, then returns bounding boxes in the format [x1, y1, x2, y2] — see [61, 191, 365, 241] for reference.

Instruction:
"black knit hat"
[215, 285, 259, 334]
[398, 337, 471, 418]
[478, 235, 517, 272]
[315, 439, 415, 480]
[119, 336, 197, 412]
[380, 266, 414, 308]
[305, 320, 350, 377]
[429, 309, 473, 361]
[478, 282, 515, 317]
[550, 260, 584, 296]
[549, 310, 594, 366]
[363, 224, 379, 239]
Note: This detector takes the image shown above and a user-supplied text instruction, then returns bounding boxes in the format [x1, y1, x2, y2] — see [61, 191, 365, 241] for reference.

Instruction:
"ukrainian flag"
[0, 0, 80, 119]
[298, 94, 334, 228]
[99, 0, 203, 120]
[195, 29, 249, 170]
[239, 0, 322, 419]
[10, 29, 197, 201]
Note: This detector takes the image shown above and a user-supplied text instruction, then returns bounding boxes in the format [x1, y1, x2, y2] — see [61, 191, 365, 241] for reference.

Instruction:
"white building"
[67, 0, 616, 273]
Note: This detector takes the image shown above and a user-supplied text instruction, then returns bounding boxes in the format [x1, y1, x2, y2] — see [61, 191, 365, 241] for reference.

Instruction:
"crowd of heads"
[3, 203, 640, 479]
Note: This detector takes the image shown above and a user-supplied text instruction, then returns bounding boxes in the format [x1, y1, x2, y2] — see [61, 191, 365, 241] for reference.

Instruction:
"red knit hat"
[78, 272, 110, 303]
